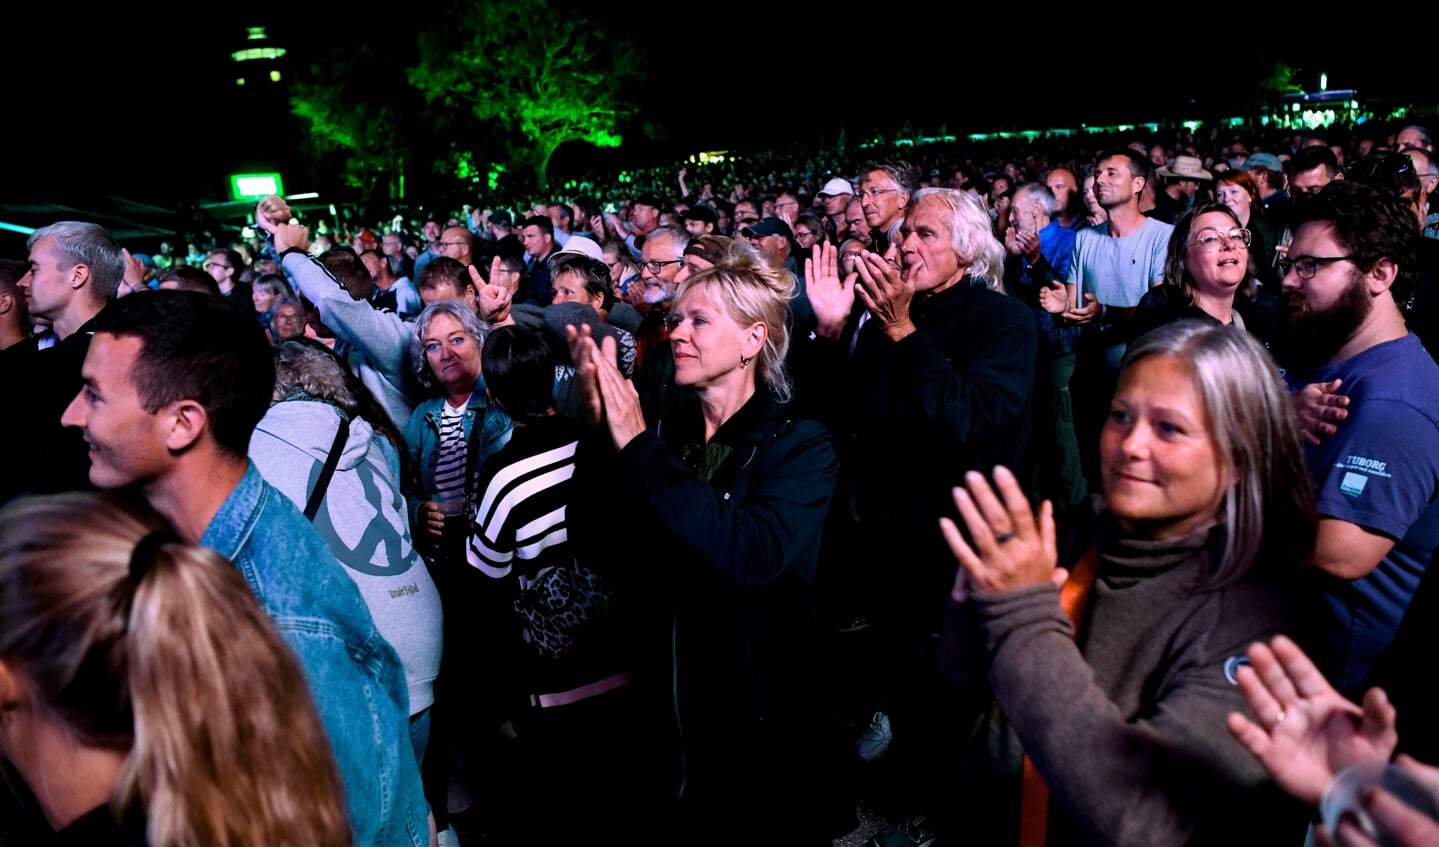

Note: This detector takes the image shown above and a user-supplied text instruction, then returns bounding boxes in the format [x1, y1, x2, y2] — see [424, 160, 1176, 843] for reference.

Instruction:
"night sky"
[6, 5, 1428, 209]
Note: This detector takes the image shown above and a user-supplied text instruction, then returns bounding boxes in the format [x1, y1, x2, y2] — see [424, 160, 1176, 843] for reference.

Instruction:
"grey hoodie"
[250, 399, 443, 714]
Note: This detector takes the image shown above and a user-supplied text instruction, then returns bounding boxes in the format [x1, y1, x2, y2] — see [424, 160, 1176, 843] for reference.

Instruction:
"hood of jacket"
[254, 399, 375, 473]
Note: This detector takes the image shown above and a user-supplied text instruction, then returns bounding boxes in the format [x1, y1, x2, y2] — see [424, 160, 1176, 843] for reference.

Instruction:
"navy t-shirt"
[1284, 333, 1439, 693]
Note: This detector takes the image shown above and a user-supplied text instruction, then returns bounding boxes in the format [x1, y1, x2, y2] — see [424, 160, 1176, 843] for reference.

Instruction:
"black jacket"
[587, 390, 837, 825]
[792, 278, 1038, 632]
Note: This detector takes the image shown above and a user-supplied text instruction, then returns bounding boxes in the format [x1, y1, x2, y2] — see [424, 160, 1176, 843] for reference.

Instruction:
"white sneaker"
[856, 711, 892, 762]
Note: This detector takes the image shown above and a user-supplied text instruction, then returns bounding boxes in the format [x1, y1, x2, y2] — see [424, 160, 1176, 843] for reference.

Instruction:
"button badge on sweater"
[1223, 655, 1250, 685]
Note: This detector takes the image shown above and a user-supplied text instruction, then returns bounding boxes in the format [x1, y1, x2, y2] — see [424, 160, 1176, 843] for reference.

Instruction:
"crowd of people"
[2, 117, 1439, 847]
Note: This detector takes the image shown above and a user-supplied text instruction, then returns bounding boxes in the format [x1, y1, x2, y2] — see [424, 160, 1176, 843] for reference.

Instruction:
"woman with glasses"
[792, 214, 825, 254]
[1129, 203, 1279, 347]
[269, 296, 307, 342]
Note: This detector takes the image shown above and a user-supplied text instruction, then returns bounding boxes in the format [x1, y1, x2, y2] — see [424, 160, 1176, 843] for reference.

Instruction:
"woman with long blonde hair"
[0, 492, 352, 846]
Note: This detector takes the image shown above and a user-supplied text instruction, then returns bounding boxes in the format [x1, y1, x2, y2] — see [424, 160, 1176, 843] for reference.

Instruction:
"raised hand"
[804, 241, 856, 340]
[1013, 229, 1041, 263]
[853, 250, 914, 342]
[1225, 635, 1398, 807]
[590, 331, 645, 449]
[939, 465, 1065, 597]
[268, 222, 311, 255]
[120, 248, 146, 286]
[256, 195, 293, 234]
[564, 324, 605, 429]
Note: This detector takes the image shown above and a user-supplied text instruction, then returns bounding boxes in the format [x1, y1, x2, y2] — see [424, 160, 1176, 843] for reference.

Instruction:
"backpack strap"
[304, 416, 350, 521]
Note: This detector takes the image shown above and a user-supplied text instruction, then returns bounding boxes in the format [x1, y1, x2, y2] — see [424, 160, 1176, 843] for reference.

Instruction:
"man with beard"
[630, 224, 689, 424]
[1278, 180, 1439, 698]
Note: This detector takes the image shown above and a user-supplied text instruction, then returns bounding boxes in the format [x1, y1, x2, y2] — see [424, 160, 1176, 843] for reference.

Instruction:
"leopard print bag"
[513, 562, 615, 659]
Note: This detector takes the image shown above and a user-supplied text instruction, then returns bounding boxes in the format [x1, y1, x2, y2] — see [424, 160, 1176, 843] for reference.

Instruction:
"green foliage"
[1259, 63, 1303, 96]
[408, 0, 642, 190]
[289, 42, 418, 201]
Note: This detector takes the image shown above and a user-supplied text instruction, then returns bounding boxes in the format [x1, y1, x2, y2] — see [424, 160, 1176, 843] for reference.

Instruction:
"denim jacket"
[401, 392, 512, 528]
[201, 463, 428, 847]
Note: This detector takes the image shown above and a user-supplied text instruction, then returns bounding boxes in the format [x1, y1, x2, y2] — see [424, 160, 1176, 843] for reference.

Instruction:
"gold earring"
[740, 354, 752, 368]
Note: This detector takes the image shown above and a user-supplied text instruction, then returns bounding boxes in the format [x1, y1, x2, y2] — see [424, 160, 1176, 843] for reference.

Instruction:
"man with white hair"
[799, 187, 1037, 844]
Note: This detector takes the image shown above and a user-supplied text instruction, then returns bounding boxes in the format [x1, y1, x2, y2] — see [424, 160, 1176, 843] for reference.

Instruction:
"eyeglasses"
[1188, 227, 1251, 252]
[203, 261, 231, 270]
[1277, 255, 1356, 279]
[641, 259, 683, 274]
[736, 216, 761, 226]
[436, 241, 466, 249]
[856, 187, 903, 201]
[774, 201, 799, 209]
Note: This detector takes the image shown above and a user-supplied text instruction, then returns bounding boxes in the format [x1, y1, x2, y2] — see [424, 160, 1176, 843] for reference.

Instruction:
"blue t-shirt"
[1016, 221, 1080, 357]
[1284, 334, 1439, 692]
[1066, 216, 1173, 308]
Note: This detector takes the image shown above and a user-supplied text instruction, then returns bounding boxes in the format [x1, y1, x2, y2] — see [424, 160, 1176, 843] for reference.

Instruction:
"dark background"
[3, 5, 1427, 212]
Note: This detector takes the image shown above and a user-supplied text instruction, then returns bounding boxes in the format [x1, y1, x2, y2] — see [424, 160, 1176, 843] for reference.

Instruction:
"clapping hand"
[1063, 293, 1103, 325]
[804, 241, 856, 340]
[565, 323, 645, 448]
[940, 466, 1067, 600]
[1225, 635, 1398, 808]
[853, 250, 915, 342]
[1037, 281, 1070, 314]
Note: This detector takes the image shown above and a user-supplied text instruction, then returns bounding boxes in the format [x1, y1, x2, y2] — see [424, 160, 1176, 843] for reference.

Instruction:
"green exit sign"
[230, 173, 284, 200]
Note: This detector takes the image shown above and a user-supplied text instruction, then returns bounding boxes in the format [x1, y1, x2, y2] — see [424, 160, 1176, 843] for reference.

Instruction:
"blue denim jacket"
[202, 463, 428, 846]
[401, 392, 512, 526]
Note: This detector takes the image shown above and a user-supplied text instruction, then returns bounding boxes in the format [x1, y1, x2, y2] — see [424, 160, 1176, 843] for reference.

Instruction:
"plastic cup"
[1320, 761, 1439, 845]
[433, 497, 467, 518]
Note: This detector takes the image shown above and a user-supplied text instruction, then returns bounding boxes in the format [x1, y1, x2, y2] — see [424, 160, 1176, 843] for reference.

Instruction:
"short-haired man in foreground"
[61, 291, 431, 845]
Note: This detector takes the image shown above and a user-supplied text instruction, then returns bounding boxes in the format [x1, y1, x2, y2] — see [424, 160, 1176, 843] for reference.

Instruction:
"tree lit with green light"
[410, 0, 640, 191]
